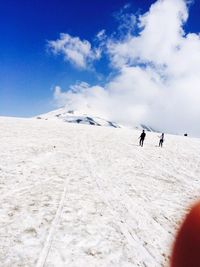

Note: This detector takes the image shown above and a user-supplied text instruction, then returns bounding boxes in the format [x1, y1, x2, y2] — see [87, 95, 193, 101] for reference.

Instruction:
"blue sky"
[0, 0, 200, 117]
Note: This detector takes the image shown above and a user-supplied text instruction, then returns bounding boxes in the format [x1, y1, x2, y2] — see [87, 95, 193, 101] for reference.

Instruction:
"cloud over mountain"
[51, 0, 200, 136]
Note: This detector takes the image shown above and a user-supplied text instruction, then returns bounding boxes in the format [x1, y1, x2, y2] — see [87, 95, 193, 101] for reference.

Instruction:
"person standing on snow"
[159, 133, 165, 147]
[139, 130, 146, 147]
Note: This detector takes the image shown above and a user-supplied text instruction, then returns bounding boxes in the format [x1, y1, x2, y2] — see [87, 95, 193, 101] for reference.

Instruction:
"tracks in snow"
[35, 134, 80, 267]
[80, 131, 161, 266]
[36, 175, 67, 267]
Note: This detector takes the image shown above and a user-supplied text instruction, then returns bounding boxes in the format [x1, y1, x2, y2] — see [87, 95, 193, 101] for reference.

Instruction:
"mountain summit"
[37, 108, 121, 128]
[37, 107, 155, 131]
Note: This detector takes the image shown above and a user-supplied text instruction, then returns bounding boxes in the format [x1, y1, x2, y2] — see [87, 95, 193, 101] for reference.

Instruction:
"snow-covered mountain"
[37, 108, 121, 128]
[37, 107, 155, 131]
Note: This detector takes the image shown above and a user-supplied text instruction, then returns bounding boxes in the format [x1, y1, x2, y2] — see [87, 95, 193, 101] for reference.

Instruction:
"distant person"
[139, 130, 146, 147]
[159, 133, 165, 147]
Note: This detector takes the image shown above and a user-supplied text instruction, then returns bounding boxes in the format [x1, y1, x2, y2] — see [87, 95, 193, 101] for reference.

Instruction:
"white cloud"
[54, 82, 109, 118]
[48, 33, 101, 69]
[107, 0, 188, 68]
[52, 0, 200, 136]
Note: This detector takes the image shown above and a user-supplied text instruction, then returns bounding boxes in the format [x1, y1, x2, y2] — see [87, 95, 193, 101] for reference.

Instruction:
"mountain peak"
[37, 107, 156, 132]
[36, 108, 121, 128]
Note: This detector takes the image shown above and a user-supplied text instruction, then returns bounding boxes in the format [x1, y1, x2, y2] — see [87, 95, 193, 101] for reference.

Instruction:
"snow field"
[0, 117, 200, 266]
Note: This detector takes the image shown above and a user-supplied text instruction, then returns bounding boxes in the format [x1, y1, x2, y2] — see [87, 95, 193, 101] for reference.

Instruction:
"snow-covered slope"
[1, 116, 200, 267]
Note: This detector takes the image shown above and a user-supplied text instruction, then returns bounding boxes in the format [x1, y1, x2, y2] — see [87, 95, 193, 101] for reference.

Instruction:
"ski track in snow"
[35, 175, 67, 267]
[0, 117, 200, 266]
[83, 136, 159, 266]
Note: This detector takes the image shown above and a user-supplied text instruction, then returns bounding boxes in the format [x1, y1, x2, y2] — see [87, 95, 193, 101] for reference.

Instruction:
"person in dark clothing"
[139, 130, 146, 147]
[159, 133, 164, 147]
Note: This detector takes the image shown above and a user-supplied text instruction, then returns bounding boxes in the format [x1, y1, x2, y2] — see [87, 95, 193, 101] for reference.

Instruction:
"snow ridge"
[37, 108, 121, 129]
[37, 107, 155, 132]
